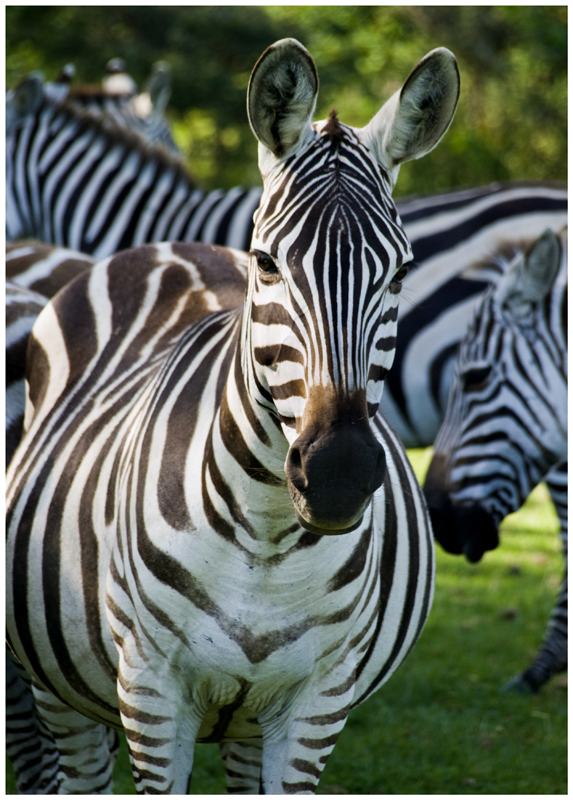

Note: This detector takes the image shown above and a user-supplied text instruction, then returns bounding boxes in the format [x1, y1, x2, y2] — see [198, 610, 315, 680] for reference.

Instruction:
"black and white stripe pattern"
[6, 73, 261, 254]
[68, 59, 180, 155]
[7, 70, 567, 300]
[382, 181, 568, 446]
[424, 228, 567, 692]
[6, 39, 459, 793]
[6, 242, 95, 466]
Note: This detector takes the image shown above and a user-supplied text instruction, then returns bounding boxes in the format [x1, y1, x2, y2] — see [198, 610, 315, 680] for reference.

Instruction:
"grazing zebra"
[6, 38, 460, 793]
[381, 182, 567, 446]
[424, 228, 568, 693]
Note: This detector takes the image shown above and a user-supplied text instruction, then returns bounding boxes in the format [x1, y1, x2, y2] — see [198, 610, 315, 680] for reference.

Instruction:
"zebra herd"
[5, 38, 567, 794]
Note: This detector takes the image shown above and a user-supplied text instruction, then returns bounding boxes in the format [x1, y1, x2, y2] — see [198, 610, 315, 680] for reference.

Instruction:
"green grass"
[6, 448, 567, 794]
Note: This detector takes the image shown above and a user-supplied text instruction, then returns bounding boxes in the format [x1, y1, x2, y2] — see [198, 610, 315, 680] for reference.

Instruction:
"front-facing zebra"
[6, 39, 459, 793]
[424, 228, 567, 693]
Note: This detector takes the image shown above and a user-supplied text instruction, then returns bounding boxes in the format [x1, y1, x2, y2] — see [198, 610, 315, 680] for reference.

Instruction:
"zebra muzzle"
[285, 419, 386, 535]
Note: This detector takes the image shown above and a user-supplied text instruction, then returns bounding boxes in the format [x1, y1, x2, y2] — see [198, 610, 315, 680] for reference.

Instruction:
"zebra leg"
[220, 740, 263, 793]
[258, 685, 351, 794]
[31, 681, 118, 793]
[6, 650, 60, 793]
[504, 462, 568, 694]
[118, 670, 202, 793]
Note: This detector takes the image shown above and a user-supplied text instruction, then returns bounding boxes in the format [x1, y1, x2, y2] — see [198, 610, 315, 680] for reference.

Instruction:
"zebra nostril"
[286, 446, 307, 491]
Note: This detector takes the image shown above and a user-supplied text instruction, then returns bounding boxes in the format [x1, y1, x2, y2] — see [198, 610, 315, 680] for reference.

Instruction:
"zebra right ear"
[496, 228, 563, 313]
[147, 61, 172, 115]
[7, 72, 44, 133]
[359, 48, 460, 184]
[247, 38, 318, 161]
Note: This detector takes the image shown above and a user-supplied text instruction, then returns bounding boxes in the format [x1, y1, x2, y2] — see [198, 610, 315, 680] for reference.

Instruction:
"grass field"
[6, 448, 567, 794]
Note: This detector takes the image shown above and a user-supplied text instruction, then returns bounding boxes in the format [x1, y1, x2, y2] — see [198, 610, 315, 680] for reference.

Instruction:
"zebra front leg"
[504, 462, 568, 693]
[30, 682, 117, 793]
[258, 682, 352, 795]
[118, 668, 203, 794]
[220, 740, 263, 794]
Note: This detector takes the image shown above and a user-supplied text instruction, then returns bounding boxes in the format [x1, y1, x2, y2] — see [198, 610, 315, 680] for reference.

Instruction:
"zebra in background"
[424, 228, 567, 693]
[6, 38, 460, 793]
[6, 282, 48, 468]
[6, 70, 261, 254]
[381, 182, 567, 446]
[70, 58, 180, 155]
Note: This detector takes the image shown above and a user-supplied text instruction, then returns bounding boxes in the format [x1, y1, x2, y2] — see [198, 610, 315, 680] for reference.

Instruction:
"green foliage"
[6, 6, 566, 194]
[6, 451, 566, 794]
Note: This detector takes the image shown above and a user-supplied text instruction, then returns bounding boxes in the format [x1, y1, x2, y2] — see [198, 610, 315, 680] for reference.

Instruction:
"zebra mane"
[55, 95, 194, 179]
[68, 85, 134, 99]
[321, 108, 346, 144]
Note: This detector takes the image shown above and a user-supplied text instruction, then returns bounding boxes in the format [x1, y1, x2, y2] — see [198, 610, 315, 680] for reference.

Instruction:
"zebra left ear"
[496, 229, 563, 312]
[247, 38, 318, 160]
[359, 48, 460, 181]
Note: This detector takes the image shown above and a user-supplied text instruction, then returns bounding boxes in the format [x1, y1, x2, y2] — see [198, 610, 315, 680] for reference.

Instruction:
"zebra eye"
[252, 250, 278, 277]
[462, 366, 492, 391]
[389, 264, 409, 294]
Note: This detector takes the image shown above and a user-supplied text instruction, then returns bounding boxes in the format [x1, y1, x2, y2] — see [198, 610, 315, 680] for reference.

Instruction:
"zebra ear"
[147, 61, 172, 115]
[7, 72, 44, 132]
[496, 229, 563, 313]
[359, 48, 460, 179]
[248, 38, 318, 160]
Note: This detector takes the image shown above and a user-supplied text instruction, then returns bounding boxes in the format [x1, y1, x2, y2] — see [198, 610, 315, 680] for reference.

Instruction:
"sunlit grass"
[6, 449, 566, 794]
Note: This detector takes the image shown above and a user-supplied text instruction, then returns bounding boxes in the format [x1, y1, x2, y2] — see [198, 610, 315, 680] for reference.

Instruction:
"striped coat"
[6, 39, 459, 793]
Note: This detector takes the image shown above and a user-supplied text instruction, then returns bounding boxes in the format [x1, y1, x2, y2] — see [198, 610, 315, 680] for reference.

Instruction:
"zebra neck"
[208, 345, 298, 545]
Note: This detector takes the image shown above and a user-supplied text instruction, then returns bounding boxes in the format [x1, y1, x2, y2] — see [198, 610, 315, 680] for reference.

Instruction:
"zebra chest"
[109, 530, 373, 741]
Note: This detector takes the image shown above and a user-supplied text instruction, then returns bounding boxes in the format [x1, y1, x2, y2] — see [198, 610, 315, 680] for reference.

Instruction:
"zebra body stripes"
[6, 73, 261, 255]
[381, 182, 567, 447]
[424, 228, 568, 692]
[6, 39, 460, 793]
[66, 59, 180, 155]
[6, 242, 95, 466]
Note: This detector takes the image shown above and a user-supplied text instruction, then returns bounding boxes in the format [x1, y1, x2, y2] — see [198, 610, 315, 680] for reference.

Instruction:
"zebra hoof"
[501, 674, 538, 695]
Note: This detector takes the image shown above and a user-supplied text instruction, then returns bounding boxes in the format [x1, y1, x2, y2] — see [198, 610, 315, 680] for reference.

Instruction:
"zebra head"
[424, 228, 568, 562]
[245, 39, 460, 535]
[6, 71, 44, 135]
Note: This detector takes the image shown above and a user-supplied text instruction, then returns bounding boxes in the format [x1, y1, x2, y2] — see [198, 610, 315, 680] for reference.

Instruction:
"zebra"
[424, 228, 568, 693]
[69, 58, 180, 155]
[6, 38, 460, 793]
[381, 182, 567, 446]
[44, 57, 179, 154]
